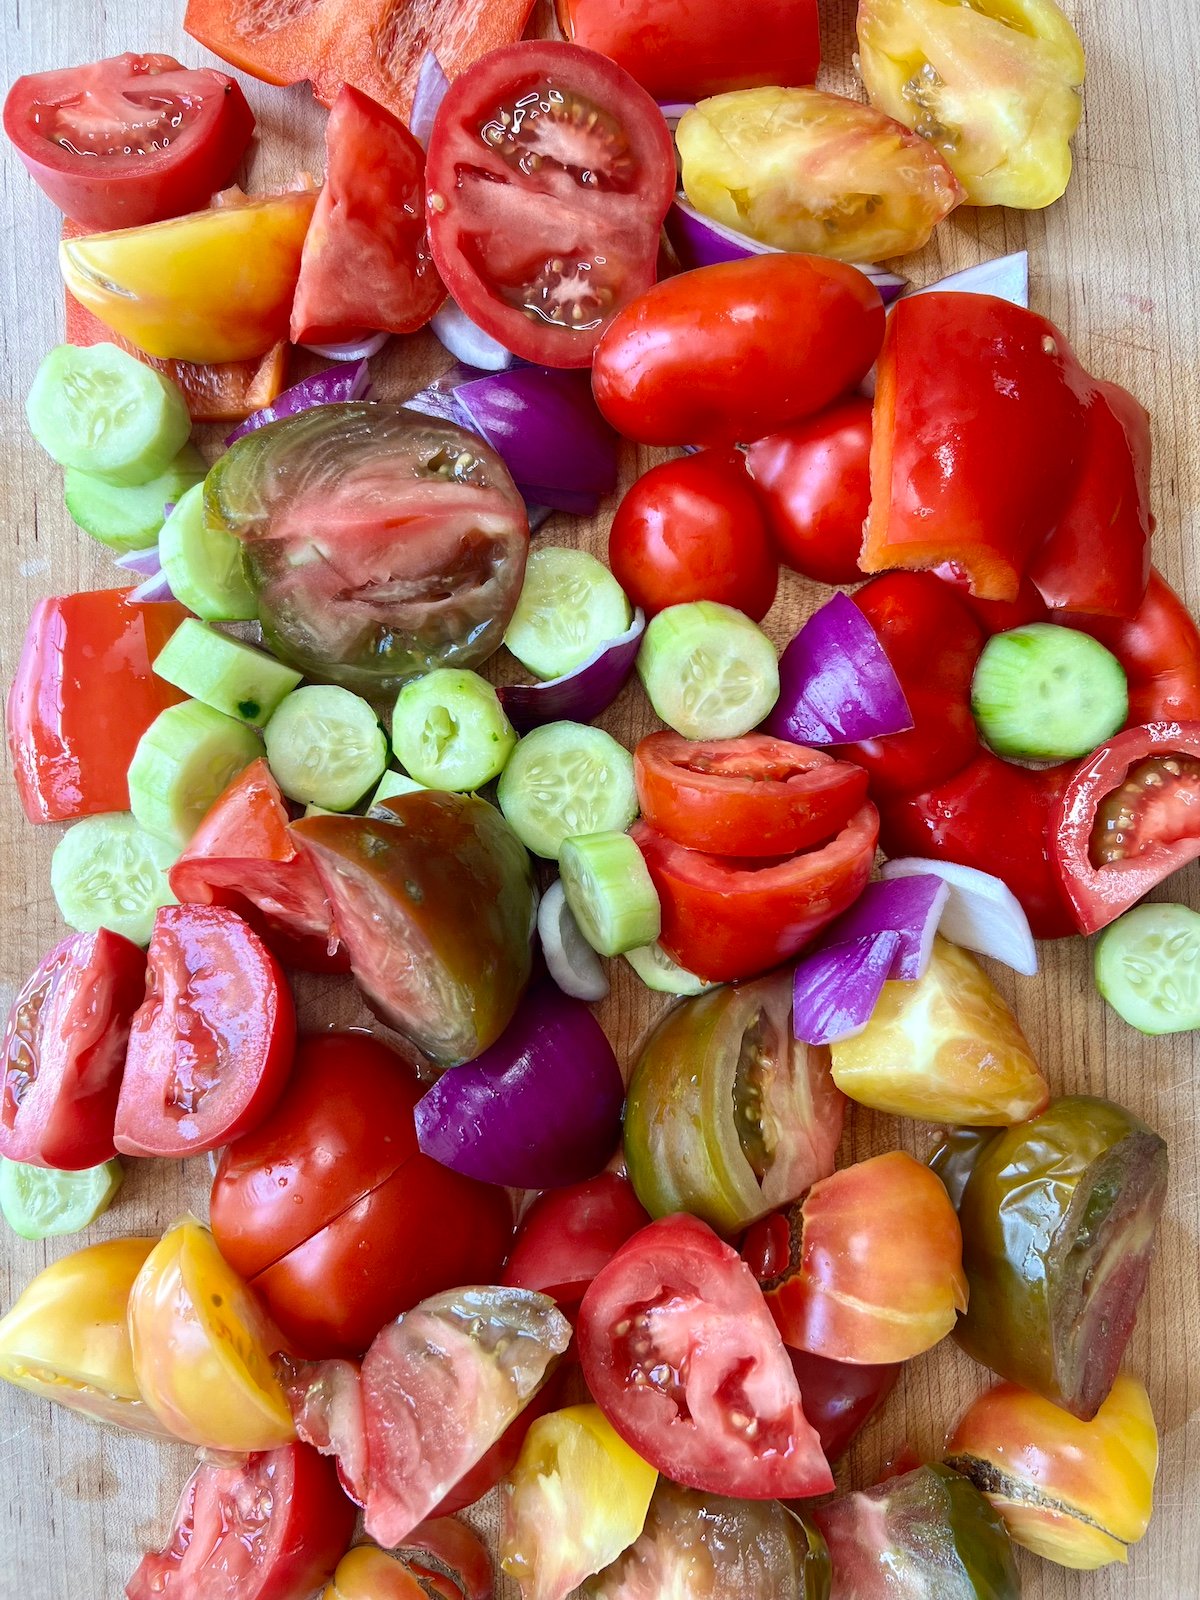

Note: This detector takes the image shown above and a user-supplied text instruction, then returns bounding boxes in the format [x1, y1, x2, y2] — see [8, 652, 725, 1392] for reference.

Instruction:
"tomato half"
[125, 1443, 355, 1600]
[113, 905, 295, 1159]
[4, 53, 254, 231]
[291, 86, 442, 345]
[1052, 723, 1200, 935]
[607, 450, 779, 620]
[786, 1348, 900, 1466]
[556, 0, 820, 102]
[634, 731, 869, 858]
[745, 398, 874, 586]
[502, 1174, 651, 1305]
[6, 589, 188, 824]
[631, 804, 878, 983]
[425, 41, 676, 368]
[0, 929, 145, 1170]
[578, 1214, 832, 1499]
[592, 254, 885, 448]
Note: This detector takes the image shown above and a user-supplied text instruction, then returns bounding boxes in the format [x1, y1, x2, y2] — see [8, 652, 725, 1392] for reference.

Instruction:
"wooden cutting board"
[1, 1, 1197, 1596]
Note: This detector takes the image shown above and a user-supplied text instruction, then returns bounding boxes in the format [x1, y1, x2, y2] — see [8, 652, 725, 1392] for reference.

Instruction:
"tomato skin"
[556, 0, 819, 101]
[125, 1443, 356, 1600]
[502, 1175, 651, 1305]
[6, 589, 188, 824]
[593, 255, 885, 447]
[786, 1348, 900, 1466]
[1070, 568, 1200, 727]
[0, 929, 145, 1170]
[631, 803, 878, 983]
[291, 86, 442, 345]
[745, 399, 873, 585]
[608, 449, 778, 620]
[4, 54, 255, 231]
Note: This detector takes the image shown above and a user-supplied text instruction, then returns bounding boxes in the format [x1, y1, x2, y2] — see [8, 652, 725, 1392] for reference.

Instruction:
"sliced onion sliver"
[818, 875, 951, 982]
[792, 931, 901, 1046]
[431, 297, 516, 372]
[499, 609, 646, 732]
[410, 50, 450, 149]
[880, 857, 1039, 977]
[129, 569, 176, 604]
[300, 332, 391, 362]
[226, 360, 372, 444]
[657, 101, 695, 133]
[538, 881, 610, 1002]
[909, 251, 1029, 308]
[766, 592, 913, 746]
[115, 546, 163, 577]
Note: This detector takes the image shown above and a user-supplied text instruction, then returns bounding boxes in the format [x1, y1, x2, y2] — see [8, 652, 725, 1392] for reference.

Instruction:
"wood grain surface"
[1, 1, 1197, 1596]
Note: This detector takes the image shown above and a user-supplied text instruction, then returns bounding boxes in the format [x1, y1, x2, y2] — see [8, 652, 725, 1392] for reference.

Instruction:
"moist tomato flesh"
[1090, 755, 1200, 865]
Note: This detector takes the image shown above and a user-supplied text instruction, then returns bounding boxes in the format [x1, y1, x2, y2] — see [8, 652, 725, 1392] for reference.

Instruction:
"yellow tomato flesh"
[324, 1546, 429, 1600]
[857, 0, 1085, 209]
[128, 1216, 295, 1451]
[59, 190, 317, 363]
[676, 86, 962, 263]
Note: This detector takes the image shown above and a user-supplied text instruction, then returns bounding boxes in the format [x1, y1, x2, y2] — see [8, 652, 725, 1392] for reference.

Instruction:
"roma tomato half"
[592, 254, 885, 447]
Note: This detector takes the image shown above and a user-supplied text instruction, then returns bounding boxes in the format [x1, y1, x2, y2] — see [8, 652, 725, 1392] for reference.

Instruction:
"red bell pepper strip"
[1069, 568, 1200, 725]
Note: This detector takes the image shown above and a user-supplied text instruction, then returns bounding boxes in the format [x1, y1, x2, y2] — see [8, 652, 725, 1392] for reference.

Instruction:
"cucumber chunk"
[367, 769, 428, 816]
[128, 701, 264, 847]
[504, 546, 632, 680]
[971, 623, 1128, 761]
[638, 601, 779, 739]
[1094, 903, 1200, 1034]
[26, 343, 191, 486]
[159, 482, 257, 622]
[264, 685, 388, 810]
[64, 443, 206, 552]
[560, 831, 661, 957]
[497, 722, 637, 860]
[624, 941, 717, 996]
[153, 618, 302, 726]
[392, 668, 516, 790]
[51, 812, 178, 945]
[0, 1157, 123, 1240]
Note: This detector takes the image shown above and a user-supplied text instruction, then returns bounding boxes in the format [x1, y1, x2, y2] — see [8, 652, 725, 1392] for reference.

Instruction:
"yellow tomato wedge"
[59, 189, 317, 363]
[324, 1546, 427, 1600]
[0, 1237, 172, 1437]
[857, 0, 1085, 209]
[502, 1404, 658, 1600]
[830, 935, 1049, 1124]
[128, 1215, 295, 1451]
[676, 86, 961, 263]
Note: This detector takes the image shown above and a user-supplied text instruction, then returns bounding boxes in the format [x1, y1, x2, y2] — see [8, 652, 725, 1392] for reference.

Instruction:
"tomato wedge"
[634, 731, 869, 858]
[425, 41, 676, 368]
[4, 53, 254, 231]
[114, 905, 295, 1158]
[577, 1214, 833, 1499]
[502, 1174, 651, 1306]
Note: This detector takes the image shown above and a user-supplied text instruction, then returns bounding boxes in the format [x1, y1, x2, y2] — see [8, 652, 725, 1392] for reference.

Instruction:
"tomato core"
[1090, 755, 1200, 865]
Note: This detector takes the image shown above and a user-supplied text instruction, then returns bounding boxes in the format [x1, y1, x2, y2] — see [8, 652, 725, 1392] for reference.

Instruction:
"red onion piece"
[403, 363, 487, 426]
[115, 546, 163, 577]
[792, 932, 901, 1046]
[225, 360, 372, 444]
[499, 610, 645, 732]
[431, 297, 516, 372]
[129, 569, 177, 604]
[657, 101, 695, 134]
[413, 982, 624, 1189]
[301, 332, 391, 362]
[818, 875, 950, 982]
[909, 251, 1028, 308]
[765, 592, 913, 745]
[410, 50, 450, 148]
[880, 856, 1038, 976]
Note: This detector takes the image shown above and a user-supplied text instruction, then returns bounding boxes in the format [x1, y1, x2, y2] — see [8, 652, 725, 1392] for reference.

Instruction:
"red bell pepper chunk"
[6, 589, 188, 824]
[1070, 568, 1200, 726]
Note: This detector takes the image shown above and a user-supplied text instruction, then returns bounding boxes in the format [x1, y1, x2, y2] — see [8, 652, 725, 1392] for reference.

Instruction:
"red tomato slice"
[634, 731, 869, 859]
[0, 930, 146, 1170]
[170, 758, 345, 973]
[425, 41, 676, 368]
[6, 589, 188, 825]
[113, 906, 295, 1159]
[124, 1443, 355, 1600]
[5, 53, 254, 231]
[577, 1214, 832, 1499]
[502, 1173, 651, 1304]
[290, 85, 443, 345]
[631, 805, 879, 983]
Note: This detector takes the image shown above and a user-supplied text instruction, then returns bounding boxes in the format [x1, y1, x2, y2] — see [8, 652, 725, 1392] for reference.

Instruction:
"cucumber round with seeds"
[637, 601, 779, 739]
[51, 812, 178, 946]
[128, 701, 264, 847]
[497, 722, 637, 860]
[971, 624, 1128, 761]
[1094, 903, 1200, 1035]
[64, 443, 206, 552]
[504, 546, 632, 680]
[264, 685, 388, 811]
[392, 668, 516, 790]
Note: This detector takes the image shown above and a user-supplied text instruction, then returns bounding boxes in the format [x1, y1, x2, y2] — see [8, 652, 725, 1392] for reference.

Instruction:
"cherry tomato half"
[114, 905, 295, 1159]
[425, 41, 676, 368]
[608, 449, 778, 620]
[502, 1174, 651, 1305]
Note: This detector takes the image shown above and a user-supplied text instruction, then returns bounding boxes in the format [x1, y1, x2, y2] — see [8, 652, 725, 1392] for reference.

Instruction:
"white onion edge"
[301, 331, 392, 361]
[905, 251, 1029, 309]
[431, 298, 516, 372]
[537, 881, 611, 1004]
[880, 857, 1039, 976]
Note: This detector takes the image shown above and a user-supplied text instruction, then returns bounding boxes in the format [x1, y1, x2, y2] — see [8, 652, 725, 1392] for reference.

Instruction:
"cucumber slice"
[64, 443, 206, 552]
[560, 831, 661, 957]
[971, 624, 1128, 761]
[504, 546, 632, 680]
[153, 618, 302, 726]
[265, 685, 388, 810]
[26, 343, 191, 486]
[392, 668, 516, 790]
[497, 722, 637, 860]
[1094, 903, 1200, 1035]
[367, 769, 428, 816]
[159, 482, 257, 622]
[128, 701, 265, 847]
[0, 1157, 123, 1240]
[638, 601, 779, 739]
[51, 812, 178, 945]
[624, 941, 716, 996]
